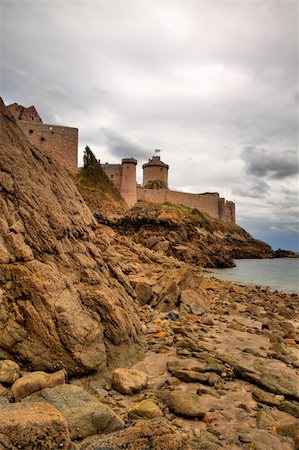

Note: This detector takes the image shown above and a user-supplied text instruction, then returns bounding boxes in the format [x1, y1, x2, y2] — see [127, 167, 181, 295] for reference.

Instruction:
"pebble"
[165, 312, 180, 321]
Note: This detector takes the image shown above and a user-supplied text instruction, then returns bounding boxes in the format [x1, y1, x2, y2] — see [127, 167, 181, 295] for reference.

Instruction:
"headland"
[0, 99, 298, 450]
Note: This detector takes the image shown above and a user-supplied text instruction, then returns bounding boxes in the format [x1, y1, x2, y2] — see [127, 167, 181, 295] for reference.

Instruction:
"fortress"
[7, 102, 235, 223]
[101, 156, 235, 223]
[7, 103, 78, 174]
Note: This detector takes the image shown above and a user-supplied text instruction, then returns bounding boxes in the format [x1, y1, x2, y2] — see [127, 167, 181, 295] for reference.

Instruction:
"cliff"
[97, 202, 286, 268]
[0, 99, 143, 375]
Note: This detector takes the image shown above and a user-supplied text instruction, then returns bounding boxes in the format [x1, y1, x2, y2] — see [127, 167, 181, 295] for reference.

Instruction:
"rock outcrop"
[103, 203, 294, 268]
[22, 384, 124, 439]
[0, 99, 143, 375]
[80, 419, 190, 450]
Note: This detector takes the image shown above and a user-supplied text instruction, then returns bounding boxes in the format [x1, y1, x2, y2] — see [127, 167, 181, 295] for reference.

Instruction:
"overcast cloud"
[1, 0, 298, 250]
[242, 146, 298, 179]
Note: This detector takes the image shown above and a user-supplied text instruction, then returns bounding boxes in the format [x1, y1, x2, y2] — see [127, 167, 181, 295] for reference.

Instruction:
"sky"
[1, 0, 298, 250]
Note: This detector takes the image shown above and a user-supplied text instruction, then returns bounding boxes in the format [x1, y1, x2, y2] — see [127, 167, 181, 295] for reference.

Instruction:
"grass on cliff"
[75, 146, 125, 214]
[159, 201, 250, 237]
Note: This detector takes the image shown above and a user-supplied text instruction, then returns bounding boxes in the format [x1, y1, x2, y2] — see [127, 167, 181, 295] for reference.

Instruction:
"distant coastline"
[208, 257, 299, 293]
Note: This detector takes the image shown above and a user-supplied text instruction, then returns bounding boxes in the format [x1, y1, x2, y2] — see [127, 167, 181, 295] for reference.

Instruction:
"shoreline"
[74, 275, 299, 449]
[204, 258, 299, 295]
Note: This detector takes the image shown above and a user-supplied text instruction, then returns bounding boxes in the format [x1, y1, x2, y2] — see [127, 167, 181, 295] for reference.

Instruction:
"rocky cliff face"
[109, 203, 285, 268]
[0, 99, 143, 375]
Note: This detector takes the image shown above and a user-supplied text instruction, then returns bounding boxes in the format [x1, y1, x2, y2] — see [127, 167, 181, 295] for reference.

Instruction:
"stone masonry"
[6, 102, 235, 222]
[7, 103, 42, 123]
[7, 103, 78, 174]
[102, 158, 137, 207]
[103, 155, 236, 223]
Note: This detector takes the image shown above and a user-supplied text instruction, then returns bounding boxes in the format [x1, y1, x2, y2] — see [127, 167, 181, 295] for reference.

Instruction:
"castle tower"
[142, 155, 169, 189]
[120, 158, 137, 207]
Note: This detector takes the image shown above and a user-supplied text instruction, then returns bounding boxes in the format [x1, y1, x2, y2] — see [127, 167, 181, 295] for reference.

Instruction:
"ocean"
[209, 257, 299, 293]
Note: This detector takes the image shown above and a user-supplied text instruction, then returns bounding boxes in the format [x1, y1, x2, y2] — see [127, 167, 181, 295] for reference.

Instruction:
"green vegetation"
[75, 146, 125, 213]
[160, 201, 249, 236]
[78, 146, 121, 198]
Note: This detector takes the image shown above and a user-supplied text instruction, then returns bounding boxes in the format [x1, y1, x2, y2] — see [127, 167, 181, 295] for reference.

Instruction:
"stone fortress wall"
[7, 102, 235, 222]
[101, 158, 137, 207]
[103, 155, 236, 223]
[101, 164, 123, 191]
[136, 188, 235, 222]
[7, 103, 78, 174]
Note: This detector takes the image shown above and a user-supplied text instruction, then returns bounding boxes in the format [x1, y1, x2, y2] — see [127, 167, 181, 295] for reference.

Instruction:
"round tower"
[120, 158, 137, 207]
[142, 155, 169, 189]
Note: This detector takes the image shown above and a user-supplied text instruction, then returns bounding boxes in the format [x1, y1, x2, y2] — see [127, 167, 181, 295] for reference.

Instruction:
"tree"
[83, 145, 99, 169]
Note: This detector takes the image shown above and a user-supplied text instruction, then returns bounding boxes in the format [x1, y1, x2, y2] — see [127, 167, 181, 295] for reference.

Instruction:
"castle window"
[111, 175, 114, 179]
[29, 129, 33, 134]
[41, 137, 45, 142]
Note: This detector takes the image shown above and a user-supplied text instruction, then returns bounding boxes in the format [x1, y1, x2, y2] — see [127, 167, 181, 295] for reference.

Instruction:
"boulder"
[128, 400, 164, 420]
[171, 369, 210, 384]
[79, 419, 189, 450]
[199, 278, 215, 290]
[0, 402, 71, 449]
[112, 368, 148, 395]
[157, 279, 180, 311]
[235, 363, 299, 400]
[229, 284, 246, 295]
[180, 289, 209, 315]
[154, 240, 170, 252]
[256, 407, 275, 429]
[22, 383, 124, 440]
[153, 268, 202, 311]
[277, 400, 299, 418]
[252, 387, 282, 406]
[11, 369, 66, 401]
[135, 282, 153, 305]
[0, 360, 20, 384]
[165, 390, 205, 418]
[276, 421, 299, 442]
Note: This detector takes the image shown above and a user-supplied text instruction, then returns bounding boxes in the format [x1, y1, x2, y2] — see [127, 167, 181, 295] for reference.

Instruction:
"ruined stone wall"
[136, 188, 229, 220]
[7, 103, 42, 123]
[219, 197, 226, 222]
[224, 201, 236, 223]
[102, 164, 123, 191]
[17, 121, 78, 174]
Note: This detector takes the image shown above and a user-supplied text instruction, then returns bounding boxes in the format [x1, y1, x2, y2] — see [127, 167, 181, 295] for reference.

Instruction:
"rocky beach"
[0, 99, 298, 449]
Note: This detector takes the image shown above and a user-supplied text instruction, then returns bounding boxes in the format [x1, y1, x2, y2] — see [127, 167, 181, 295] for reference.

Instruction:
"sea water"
[210, 258, 299, 293]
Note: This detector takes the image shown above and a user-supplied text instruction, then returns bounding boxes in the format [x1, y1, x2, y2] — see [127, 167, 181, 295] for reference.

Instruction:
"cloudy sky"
[1, 0, 298, 250]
